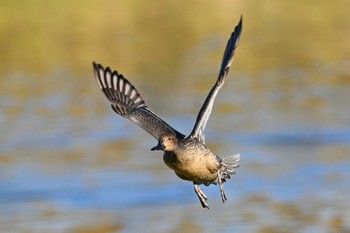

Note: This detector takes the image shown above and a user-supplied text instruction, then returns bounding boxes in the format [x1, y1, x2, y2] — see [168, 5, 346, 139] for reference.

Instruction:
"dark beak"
[151, 141, 165, 151]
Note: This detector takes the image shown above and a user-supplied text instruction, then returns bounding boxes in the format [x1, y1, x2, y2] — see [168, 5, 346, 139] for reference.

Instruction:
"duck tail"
[219, 154, 240, 182]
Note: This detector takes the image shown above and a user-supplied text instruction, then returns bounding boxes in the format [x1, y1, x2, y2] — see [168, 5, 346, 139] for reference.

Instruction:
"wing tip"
[93, 61, 104, 89]
[231, 16, 243, 46]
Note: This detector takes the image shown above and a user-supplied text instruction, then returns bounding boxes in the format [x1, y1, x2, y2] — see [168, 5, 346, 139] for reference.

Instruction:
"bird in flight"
[93, 17, 242, 209]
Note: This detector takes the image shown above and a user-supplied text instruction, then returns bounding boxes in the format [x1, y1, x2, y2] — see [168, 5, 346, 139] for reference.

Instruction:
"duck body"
[163, 138, 219, 185]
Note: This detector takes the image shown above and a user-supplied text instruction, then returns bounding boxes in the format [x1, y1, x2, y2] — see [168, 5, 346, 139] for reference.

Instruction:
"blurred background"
[1, 0, 349, 232]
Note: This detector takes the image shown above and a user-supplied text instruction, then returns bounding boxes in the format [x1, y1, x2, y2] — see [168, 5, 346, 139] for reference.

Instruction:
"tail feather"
[219, 154, 240, 182]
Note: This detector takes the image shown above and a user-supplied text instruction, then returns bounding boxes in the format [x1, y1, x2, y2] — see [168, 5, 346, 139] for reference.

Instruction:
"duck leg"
[193, 183, 209, 209]
[217, 171, 227, 202]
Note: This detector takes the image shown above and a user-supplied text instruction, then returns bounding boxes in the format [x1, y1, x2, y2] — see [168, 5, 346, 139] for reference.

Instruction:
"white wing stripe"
[130, 89, 137, 99]
[113, 73, 118, 90]
[125, 82, 131, 94]
[99, 69, 106, 88]
[94, 68, 103, 89]
[106, 70, 112, 88]
[118, 78, 123, 92]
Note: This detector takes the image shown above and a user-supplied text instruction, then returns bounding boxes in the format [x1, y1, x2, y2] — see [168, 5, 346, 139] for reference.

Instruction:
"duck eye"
[168, 137, 171, 141]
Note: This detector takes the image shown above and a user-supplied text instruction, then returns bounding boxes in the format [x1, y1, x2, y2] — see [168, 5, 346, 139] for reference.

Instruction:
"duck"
[92, 17, 242, 209]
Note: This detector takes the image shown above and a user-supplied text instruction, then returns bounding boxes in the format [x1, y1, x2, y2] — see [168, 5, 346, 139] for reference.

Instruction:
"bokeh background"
[1, 1, 350, 232]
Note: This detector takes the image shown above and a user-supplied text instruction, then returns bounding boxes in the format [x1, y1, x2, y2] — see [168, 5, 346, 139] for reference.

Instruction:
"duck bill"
[151, 141, 165, 151]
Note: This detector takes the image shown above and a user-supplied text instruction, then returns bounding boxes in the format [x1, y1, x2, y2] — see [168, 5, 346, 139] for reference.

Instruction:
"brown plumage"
[93, 17, 242, 209]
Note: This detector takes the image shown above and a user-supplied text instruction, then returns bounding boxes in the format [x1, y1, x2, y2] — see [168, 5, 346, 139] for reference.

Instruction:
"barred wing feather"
[93, 62, 185, 140]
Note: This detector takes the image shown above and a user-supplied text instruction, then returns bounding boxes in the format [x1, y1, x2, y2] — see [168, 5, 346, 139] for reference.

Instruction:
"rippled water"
[1, 1, 350, 233]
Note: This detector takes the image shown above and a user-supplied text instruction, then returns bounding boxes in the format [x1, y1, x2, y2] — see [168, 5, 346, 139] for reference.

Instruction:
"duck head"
[151, 134, 178, 152]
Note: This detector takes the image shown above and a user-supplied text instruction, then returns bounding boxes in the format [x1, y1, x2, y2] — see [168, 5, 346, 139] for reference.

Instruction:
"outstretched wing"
[93, 62, 185, 140]
[189, 16, 242, 143]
